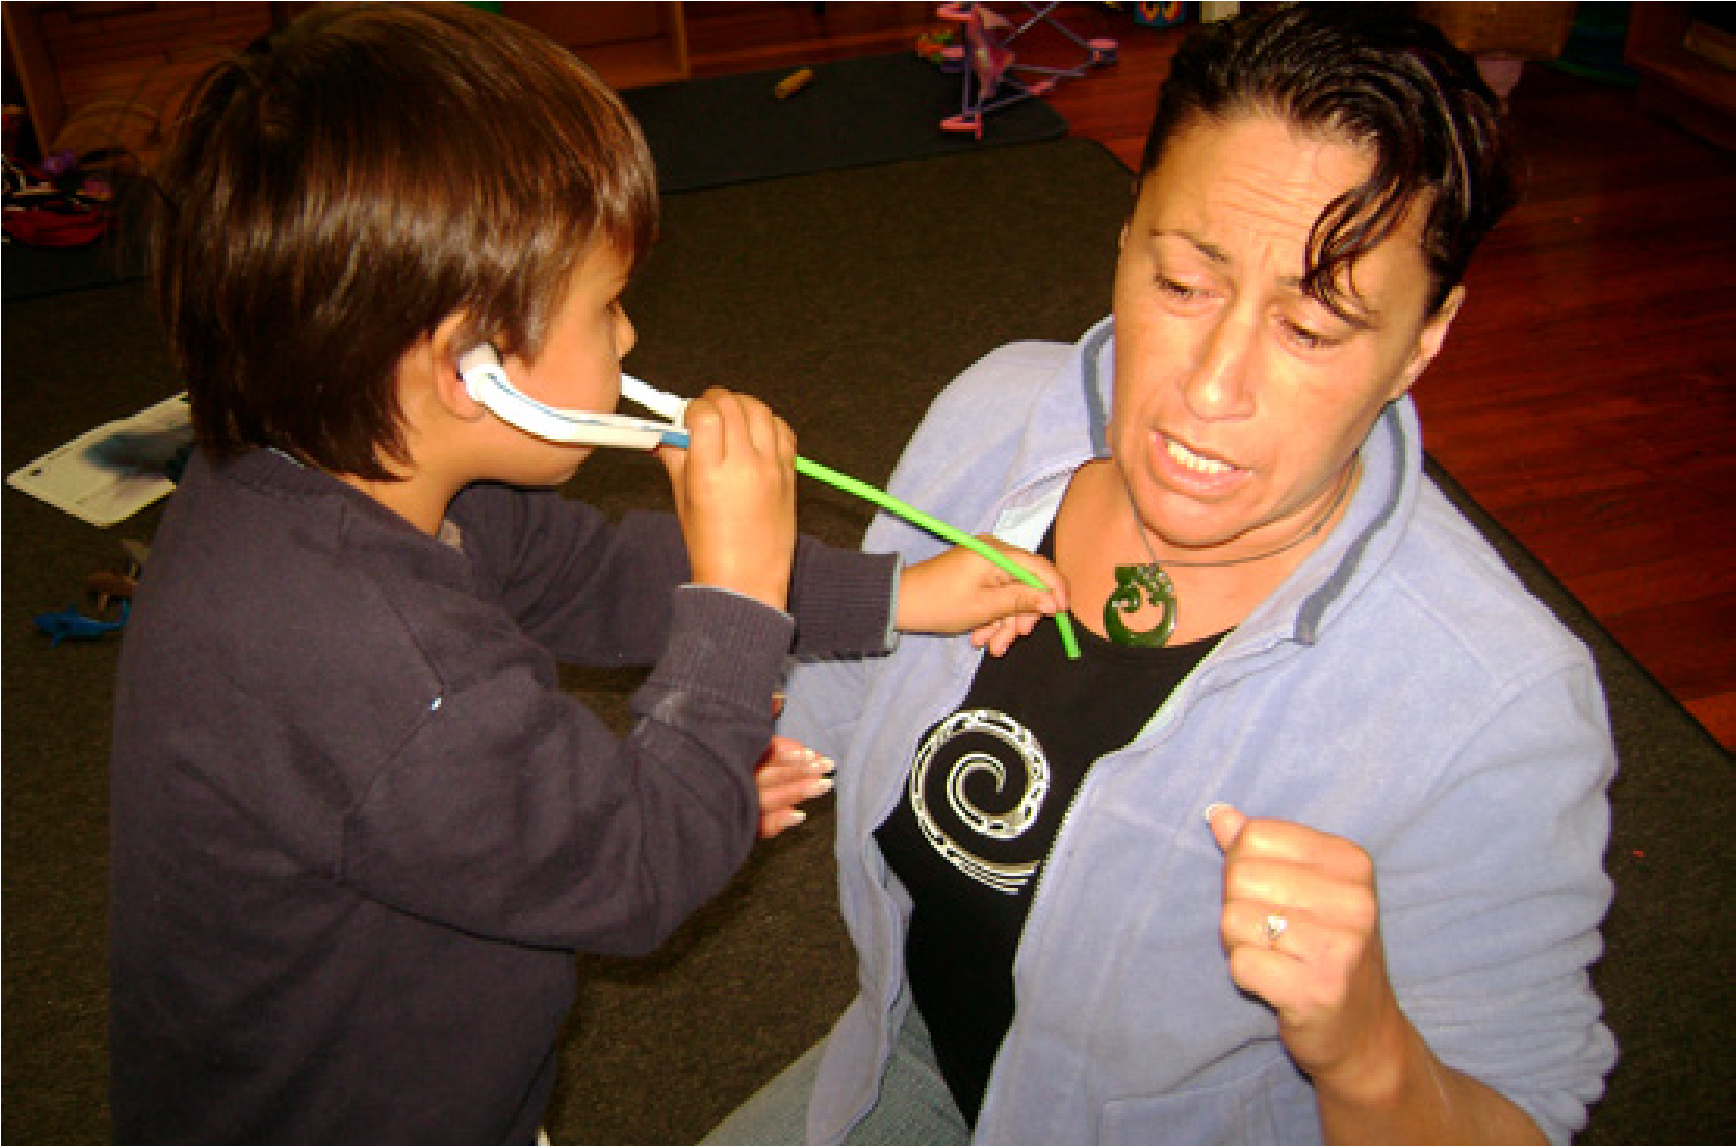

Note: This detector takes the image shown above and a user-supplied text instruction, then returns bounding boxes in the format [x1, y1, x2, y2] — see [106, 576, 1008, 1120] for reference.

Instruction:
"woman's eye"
[1285, 320, 1343, 350]
[1156, 276, 1203, 301]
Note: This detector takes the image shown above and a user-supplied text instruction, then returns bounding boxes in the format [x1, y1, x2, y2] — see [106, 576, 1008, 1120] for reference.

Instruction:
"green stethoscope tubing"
[793, 455, 1081, 660]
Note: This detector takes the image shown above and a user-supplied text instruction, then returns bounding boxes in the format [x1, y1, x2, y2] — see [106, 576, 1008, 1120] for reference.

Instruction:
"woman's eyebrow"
[1152, 227, 1230, 266]
[1153, 227, 1382, 329]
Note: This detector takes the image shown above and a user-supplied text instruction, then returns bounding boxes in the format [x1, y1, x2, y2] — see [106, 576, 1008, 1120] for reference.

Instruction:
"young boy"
[109, 5, 1060, 1143]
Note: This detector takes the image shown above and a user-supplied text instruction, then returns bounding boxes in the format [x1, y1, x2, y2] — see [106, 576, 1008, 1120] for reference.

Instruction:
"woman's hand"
[1206, 804, 1404, 1096]
[657, 389, 798, 612]
[754, 735, 835, 838]
[1207, 804, 1550, 1144]
[897, 538, 1067, 656]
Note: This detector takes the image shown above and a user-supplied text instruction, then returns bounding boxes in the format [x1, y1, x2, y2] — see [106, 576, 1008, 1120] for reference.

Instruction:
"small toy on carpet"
[33, 539, 148, 647]
[924, 3, 1118, 138]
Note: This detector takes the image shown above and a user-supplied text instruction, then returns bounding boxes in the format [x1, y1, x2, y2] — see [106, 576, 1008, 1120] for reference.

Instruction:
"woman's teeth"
[1166, 437, 1233, 476]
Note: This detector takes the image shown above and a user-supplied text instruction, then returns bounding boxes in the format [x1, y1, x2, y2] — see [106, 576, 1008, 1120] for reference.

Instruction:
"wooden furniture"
[1414, 2, 1576, 102]
[504, 2, 689, 90]
[1625, 3, 1736, 151]
[1, 2, 690, 168]
[1416, 1, 1577, 60]
[2, 2, 272, 164]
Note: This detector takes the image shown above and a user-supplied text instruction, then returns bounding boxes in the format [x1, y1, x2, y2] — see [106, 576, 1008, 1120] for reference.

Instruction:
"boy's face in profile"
[486, 242, 638, 486]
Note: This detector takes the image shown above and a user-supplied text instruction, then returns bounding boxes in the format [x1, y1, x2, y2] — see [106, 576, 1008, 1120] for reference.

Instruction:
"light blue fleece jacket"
[781, 319, 1617, 1146]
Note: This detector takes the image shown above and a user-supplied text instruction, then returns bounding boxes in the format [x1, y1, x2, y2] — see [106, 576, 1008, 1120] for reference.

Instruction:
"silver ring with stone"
[1262, 912, 1289, 950]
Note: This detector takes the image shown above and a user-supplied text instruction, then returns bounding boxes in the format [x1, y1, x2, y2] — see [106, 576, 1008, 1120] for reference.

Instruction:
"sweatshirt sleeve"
[456, 486, 894, 664]
[1376, 658, 1618, 1145]
[336, 583, 791, 955]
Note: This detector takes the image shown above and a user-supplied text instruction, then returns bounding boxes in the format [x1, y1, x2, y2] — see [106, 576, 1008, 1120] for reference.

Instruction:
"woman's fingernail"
[1203, 802, 1229, 826]
[807, 776, 835, 799]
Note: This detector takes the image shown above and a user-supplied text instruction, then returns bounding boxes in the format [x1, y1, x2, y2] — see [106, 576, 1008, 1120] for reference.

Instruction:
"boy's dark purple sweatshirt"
[109, 448, 895, 1145]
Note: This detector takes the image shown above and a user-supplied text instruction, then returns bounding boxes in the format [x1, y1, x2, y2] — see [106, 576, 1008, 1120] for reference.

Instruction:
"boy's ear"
[429, 313, 489, 423]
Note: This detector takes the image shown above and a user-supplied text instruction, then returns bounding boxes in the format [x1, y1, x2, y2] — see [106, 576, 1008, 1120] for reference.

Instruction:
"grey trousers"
[697, 1006, 972, 1146]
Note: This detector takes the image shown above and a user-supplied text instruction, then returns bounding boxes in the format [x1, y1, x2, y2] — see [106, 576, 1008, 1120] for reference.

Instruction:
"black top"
[876, 532, 1221, 1125]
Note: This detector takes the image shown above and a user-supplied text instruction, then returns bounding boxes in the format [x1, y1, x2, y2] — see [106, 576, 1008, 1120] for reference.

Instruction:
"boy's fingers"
[654, 444, 687, 479]
[681, 395, 725, 460]
[974, 535, 1068, 609]
[1012, 585, 1060, 616]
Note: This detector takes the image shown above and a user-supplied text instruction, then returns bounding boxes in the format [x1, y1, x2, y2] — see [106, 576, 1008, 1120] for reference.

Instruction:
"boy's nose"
[615, 307, 638, 356]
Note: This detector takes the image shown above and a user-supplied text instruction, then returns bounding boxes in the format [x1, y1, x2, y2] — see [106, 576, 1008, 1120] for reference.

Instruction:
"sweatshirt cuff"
[787, 539, 899, 655]
[650, 585, 797, 712]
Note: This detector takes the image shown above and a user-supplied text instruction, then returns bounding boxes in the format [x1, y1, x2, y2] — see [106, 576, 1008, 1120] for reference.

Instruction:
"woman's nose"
[1184, 313, 1257, 421]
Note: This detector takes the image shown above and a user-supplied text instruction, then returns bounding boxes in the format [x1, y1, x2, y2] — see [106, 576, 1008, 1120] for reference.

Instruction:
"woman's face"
[1111, 113, 1461, 557]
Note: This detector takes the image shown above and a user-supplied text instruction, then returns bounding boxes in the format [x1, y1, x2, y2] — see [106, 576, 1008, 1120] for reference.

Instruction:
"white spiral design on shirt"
[908, 709, 1050, 894]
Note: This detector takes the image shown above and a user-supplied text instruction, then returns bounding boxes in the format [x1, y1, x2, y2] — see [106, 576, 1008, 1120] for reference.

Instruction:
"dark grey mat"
[1, 231, 146, 303]
[3, 139, 1728, 1146]
[623, 51, 1067, 193]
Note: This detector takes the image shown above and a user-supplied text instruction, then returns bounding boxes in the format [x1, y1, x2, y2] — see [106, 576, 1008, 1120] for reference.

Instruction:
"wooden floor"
[684, 3, 1736, 749]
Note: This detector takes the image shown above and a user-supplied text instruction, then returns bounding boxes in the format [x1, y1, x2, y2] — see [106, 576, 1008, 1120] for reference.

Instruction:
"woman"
[707, 7, 1616, 1145]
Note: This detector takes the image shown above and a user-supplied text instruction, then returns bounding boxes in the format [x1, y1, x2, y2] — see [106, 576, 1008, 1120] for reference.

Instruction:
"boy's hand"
[897, 538, 1067, 657]
[755, 735, 836, 838]
[657, 389, 798, 611]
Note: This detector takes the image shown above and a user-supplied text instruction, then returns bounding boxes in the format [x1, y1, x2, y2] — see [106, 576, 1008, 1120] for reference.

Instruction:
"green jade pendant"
[1104, 563, 1177, 647]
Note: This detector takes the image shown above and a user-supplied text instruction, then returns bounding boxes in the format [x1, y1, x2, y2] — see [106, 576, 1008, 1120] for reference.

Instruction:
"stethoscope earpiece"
[456, 344, 687, 449]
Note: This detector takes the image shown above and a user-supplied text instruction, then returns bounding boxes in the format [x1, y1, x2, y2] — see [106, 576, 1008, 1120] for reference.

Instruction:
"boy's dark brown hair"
[150, 1, 659, 479]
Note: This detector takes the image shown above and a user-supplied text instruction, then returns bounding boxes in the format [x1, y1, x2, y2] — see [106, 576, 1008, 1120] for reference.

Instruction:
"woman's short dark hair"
[150, 1, 659, 478]
[1139, 4, 1515, 317]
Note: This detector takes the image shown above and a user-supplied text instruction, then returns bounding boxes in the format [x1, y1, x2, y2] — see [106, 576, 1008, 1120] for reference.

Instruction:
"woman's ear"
[1390, 285, 1465, 402]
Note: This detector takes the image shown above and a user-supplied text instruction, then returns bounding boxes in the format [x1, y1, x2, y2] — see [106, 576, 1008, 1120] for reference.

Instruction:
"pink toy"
[931, 3, 1118, 138]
